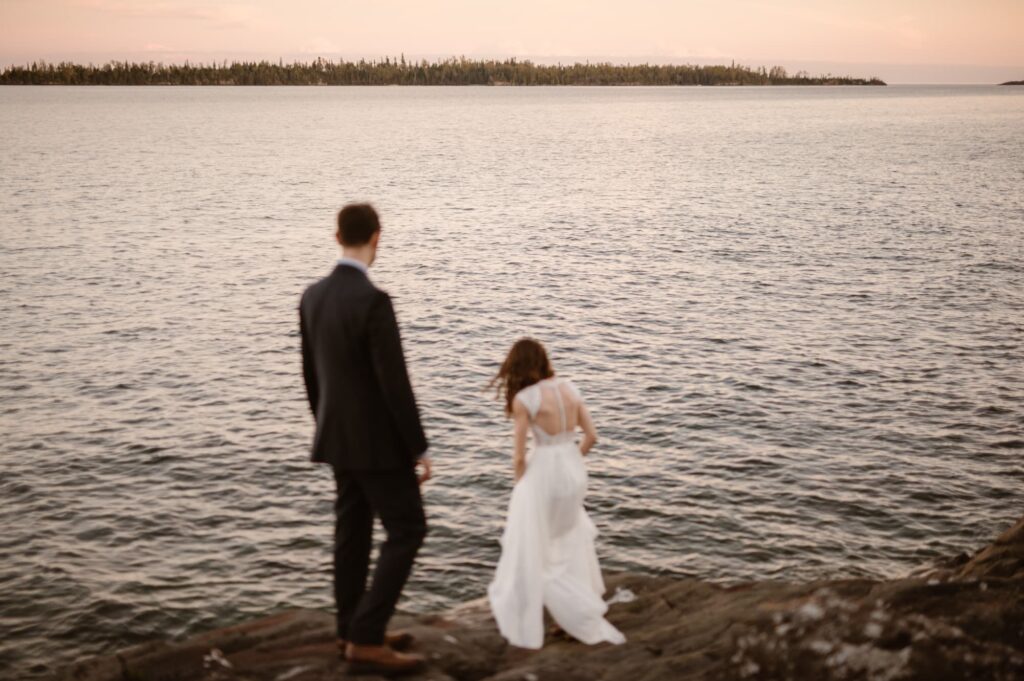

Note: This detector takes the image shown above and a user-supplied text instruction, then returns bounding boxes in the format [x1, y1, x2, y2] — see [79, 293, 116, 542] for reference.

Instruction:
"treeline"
[0, 57, 886, 86]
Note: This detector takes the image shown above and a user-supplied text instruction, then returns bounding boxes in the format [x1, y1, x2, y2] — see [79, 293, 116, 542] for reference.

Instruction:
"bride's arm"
[512, 399, 529, 481]
[578, 401, 598, 456]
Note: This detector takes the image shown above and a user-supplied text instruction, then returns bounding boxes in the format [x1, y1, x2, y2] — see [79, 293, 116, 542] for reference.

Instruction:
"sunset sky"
[2, 0, 1022, 83]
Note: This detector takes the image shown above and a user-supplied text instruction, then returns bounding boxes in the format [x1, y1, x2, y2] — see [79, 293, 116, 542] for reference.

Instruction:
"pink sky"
[2, 0, 1022, 83]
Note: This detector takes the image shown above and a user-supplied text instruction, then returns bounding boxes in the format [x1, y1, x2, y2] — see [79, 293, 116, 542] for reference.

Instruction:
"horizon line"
[2, 54, 1019, 86]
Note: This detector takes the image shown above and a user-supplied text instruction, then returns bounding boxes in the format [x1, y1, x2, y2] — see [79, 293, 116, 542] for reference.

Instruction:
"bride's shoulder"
[513, 383, 542, 415]
[556, 376, 582, 399]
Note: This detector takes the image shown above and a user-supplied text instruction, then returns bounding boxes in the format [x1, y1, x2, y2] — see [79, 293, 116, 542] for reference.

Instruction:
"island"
[54, 514, 1022, 681]
[0, 58, 886, 86]
[1000, 80, 1024, 85]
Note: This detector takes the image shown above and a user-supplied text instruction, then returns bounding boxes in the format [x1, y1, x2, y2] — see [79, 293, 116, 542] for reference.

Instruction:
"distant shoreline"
[1000, 79, 1024, 85]
[0, 57, 887, 86]
[0, 83, 889, 87]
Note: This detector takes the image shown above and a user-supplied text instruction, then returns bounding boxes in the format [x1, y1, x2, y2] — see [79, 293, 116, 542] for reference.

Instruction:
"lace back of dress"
[549, 381, 567, 433]
[531, 379, 574, 446]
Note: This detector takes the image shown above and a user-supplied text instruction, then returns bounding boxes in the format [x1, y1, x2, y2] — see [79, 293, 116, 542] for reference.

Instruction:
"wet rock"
[54, 516, 1024, 681]
[956, 515, 1024, 580]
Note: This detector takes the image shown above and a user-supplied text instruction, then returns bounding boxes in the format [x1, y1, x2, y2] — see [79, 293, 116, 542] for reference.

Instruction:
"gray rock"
[53, 516, 1024, 681]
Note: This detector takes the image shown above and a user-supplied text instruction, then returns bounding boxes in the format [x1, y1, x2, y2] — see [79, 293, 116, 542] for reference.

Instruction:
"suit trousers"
[332, 465, 427, 645]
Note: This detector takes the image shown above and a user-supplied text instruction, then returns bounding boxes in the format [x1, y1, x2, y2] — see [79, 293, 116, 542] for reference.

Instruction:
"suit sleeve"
[367, 291, 429, 458]
[299, 303, 319, 417]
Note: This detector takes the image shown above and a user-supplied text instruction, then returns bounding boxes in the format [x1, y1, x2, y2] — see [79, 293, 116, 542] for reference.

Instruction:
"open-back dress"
[488, 377, 625, 649]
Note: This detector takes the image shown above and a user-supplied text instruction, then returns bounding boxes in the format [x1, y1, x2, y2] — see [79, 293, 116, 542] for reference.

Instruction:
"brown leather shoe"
[337, 631, 415, 652]
[383, 630, 415, 651]
[344, 642, 425, 677]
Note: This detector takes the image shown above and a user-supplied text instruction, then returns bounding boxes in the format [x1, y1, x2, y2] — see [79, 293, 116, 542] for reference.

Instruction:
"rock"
[956, 515, 1024, 580]
[53, 516, 1024, 681]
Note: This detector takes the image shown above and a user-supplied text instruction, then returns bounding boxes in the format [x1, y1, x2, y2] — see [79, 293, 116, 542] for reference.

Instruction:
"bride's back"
[517, 377, 581, 443]
[534, 379, 579, 436]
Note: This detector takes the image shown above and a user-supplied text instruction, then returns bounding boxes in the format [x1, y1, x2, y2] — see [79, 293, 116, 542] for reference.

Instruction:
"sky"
[1, 0, 1022, 83]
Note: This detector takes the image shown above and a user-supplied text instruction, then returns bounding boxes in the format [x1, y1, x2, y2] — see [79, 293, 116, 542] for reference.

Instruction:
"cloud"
[73, 0, 263, 29]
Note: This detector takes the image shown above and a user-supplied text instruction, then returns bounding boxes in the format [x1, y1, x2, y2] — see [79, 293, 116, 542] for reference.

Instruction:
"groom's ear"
[370, 230, 381, 248]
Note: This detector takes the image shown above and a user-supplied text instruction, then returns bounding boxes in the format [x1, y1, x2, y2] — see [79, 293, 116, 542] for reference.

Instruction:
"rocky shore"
[56, 515, 1023, 681]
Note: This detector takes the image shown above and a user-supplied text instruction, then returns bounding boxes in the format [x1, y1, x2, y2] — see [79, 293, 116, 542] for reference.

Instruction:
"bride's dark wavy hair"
[490, 337, 555, 416]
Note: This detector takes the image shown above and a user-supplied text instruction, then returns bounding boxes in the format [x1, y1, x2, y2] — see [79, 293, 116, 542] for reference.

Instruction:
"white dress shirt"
[336, 256, 369, 274]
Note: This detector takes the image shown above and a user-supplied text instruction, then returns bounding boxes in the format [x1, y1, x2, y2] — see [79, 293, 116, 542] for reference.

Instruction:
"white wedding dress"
[488, 377, 626, 649]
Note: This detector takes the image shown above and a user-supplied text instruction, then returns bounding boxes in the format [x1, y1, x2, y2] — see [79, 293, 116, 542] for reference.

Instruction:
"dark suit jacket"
[299, 263, 428, 470]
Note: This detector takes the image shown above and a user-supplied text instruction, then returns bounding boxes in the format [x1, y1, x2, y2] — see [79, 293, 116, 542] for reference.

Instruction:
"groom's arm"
[367, 290, 429, 458]
[298, 303, 319, 417]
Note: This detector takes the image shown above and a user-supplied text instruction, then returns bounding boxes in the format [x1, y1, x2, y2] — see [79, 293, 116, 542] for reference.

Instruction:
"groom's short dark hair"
[337, 203, 381, 246]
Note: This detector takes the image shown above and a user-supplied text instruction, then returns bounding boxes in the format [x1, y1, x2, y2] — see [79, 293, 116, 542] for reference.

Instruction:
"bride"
[487, 338, 625, 649]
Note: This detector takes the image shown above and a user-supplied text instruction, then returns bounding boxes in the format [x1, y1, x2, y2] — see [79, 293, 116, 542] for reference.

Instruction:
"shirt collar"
[336, 256, 369, 274]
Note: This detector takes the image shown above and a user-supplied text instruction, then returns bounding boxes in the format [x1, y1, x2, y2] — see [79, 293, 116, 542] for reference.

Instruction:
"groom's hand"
[416, 456, 432, 485]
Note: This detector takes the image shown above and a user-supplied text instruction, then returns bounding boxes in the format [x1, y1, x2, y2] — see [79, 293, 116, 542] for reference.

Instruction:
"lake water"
[0, 85, 1022, 677]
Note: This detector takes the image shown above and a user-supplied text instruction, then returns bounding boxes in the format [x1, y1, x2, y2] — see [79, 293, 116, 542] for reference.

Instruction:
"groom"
[299, 203, 432, 675]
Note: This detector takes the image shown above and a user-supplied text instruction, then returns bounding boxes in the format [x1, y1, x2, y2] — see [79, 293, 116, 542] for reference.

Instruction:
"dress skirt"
[488, 441, 626, 649]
